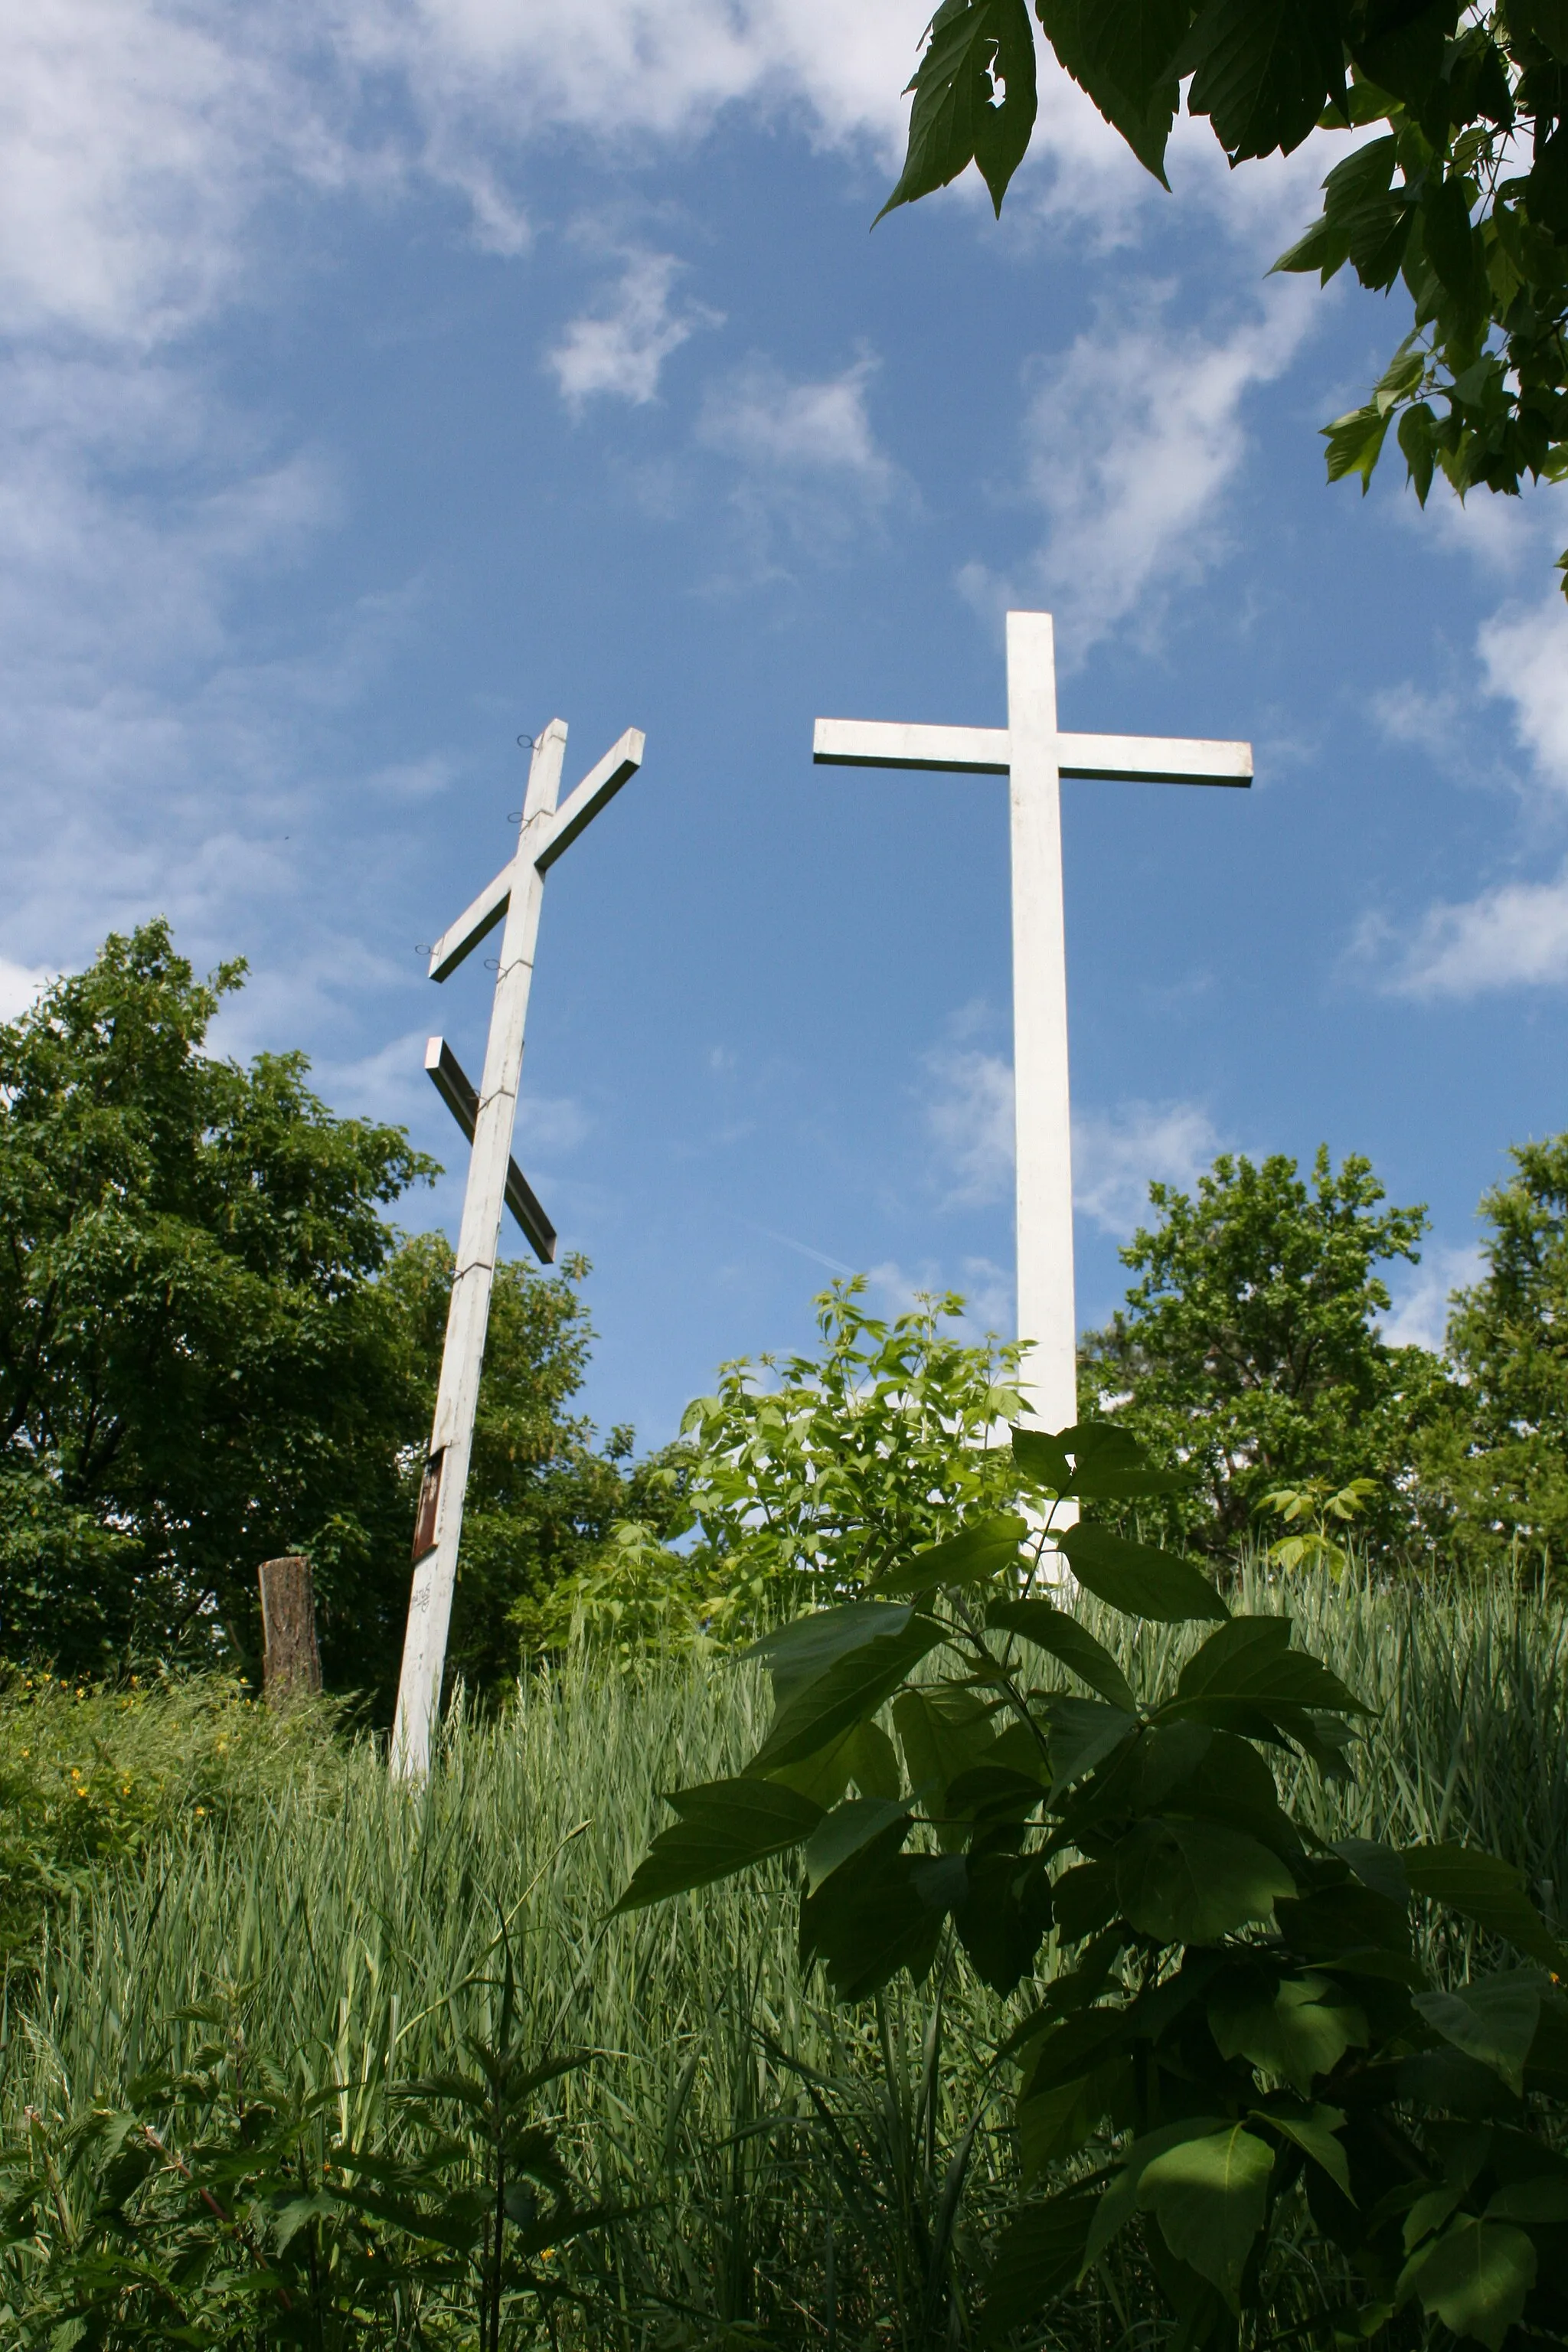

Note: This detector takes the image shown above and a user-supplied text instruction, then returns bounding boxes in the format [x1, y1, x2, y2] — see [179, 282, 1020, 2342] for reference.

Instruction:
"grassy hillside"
[2, 1566, 1564, 2346]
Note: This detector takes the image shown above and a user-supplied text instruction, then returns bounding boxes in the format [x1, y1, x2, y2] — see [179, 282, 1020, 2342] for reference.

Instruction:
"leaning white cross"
[390, 716, 644, 1779]
[814, 609, 1250, 1437]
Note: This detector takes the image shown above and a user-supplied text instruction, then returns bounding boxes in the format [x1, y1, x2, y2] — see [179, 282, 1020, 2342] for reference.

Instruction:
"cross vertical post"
[390, 713, 645, 1779]
[1006, 611, 1076, 1432]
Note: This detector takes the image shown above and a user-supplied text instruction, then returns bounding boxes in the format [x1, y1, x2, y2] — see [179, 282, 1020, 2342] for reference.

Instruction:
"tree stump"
[258, 1555, 322, 1707]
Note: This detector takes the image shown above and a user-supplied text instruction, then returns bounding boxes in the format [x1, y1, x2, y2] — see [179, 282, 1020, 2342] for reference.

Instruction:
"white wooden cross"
[390, 715, 644, 1779]
[814, 609, 1250, 1435]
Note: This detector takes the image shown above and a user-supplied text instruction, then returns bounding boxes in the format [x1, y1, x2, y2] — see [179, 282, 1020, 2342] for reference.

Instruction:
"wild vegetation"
[0, 1563, 1563, 2347]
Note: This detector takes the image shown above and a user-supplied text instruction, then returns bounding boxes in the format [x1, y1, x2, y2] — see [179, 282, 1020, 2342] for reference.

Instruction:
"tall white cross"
[814, 610, 1250, 1433]
[390, 715, 644, 1779]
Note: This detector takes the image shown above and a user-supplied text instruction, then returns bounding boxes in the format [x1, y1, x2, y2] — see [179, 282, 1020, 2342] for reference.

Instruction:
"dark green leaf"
[1051, 1858, 1119, 1944]
[800, 1844, 962, 2001]
[745, 1599, 917, 1700]
[879, 0, 1039, 224]
[1117, 1816, 1296, 1945]
[1171, 1615, 1374, 1718]
[874, 1512, 1027, 1596]
[1011, 1423, 1072, 1491]
[1252, 2099, 1353, 2197]
[767, 1715, 900, 1807]
[1045, 1694, 1139, 1789]
[1035, 0, 1182, 181]
[1404, 2218, 1537, 2351]
[803, 1795, 913, 1893]
[955, 1849, 1054, 1993]
[987, 1597, 1138, 1711]
[1402, 1845, 1566, 1971]
[749, 1613, 946, 1775]
[1413, 1974, 1544, 2097]
[1138, 2124, 1275, 2308]
[613, 1778, 822, 1912]
[1208, 1971, 1368, 2094]
[1057, 1523, 1229, 1622]
[893, 1682, 997, 1844]
[1487, 2173, 1568, 2223]
[1176, 0, 1346, 159]
[978, 2191, 1098, 2343]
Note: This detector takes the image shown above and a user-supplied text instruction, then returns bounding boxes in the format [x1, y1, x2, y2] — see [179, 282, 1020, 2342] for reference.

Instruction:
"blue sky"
[5, 0, 1568, 1449]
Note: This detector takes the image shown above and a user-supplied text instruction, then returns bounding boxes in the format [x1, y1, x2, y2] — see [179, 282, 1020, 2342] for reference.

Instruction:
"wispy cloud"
[923, 1039, 1014, 1207]
[962, 285, 1314, 665]
[1072, 1099, 1222, 1234]
[697, 354, 900, 557]
[1366, 579, 1568, 997]
[547, 249, 717, 410]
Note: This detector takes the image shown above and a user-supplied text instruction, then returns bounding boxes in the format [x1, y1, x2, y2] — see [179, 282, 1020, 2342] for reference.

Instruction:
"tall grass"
[2, 1566, 1563, 2343]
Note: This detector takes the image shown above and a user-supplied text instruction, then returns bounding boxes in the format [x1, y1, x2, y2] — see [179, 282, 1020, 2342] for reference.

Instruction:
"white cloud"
[1380, 1243, 1482, 1353]
[548, 250, 715, 410]
[1376, 866, 1568, 997]
[1478, 592, 1568, 792]
[700, 355, 893, 488]
[962, 284, 1315, 664]
[697, 354, 900, 559]
[1367, 589, 1568, 996]
[0, 957, 53, 1023]
[923, 1041, 1014, 1206]
[1072, 1099, 1221, 1234]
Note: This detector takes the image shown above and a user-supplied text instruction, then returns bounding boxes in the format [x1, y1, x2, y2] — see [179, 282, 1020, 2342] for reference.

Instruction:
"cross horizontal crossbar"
[424, 1037, 557, 1264]
[812, 718, 1252, 787]
[427, 727, 645, 981]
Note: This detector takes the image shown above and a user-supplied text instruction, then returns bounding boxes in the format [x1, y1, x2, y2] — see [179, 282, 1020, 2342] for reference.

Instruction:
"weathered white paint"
[391, 716, 643, 1780]
[424, 1036, 557, 1264]
[812, 609, 1250, 1443]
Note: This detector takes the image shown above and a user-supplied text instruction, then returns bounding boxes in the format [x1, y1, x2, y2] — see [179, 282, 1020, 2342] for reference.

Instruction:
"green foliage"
[1079, 1146, 1450, 1557]
[0, 1940, 603, 2348]
[620, 1421, 1568, 2350]
[883, 2, 1568, 596]
[0, 1565, 1564, 2347]
[0, 922, 433, 1684]
[1419, 1134, 1568, 1585]
[681, 1278, 1027, 1604]
[1257, 1475, 1380, 1574]
[0, 1665, 344, 1957]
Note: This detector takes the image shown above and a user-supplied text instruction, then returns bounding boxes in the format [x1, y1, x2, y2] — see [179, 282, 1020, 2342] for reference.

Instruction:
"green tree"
[1079, 1146, 1449, 1554]
[880, 0, 1568, 596]
[0, 921, 671, 1710]
[682, 1278, 1027, 1603]
[1422, 1133, 1568, 1581]
[0, 923, 431, 1686]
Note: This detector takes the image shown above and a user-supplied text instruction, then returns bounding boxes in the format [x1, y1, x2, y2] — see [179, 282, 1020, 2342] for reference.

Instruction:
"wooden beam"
[812, 717, 1010, 773]
[536, 727, 645, 872]
[1057, 731, 1252, 786]
[425, 1037, 557, 1263]
[427, 865, 511, 984]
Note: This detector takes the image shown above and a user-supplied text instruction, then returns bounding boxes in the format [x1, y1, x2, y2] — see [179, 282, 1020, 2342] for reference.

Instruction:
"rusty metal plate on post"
[412, 1448, 445, 1563]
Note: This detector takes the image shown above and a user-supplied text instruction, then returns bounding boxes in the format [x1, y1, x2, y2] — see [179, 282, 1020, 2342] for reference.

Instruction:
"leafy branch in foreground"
[882, 2, 1568, 595]
[619, 1420, 1568, 2350]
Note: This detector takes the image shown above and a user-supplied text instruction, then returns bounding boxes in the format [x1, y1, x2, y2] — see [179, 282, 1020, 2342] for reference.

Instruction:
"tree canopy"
[1419, 1132, 1568, 1576]
[882, 0, 1568, 594]
[1079, 1145, 1452, 1553]
[0, 922, 675, 1710]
